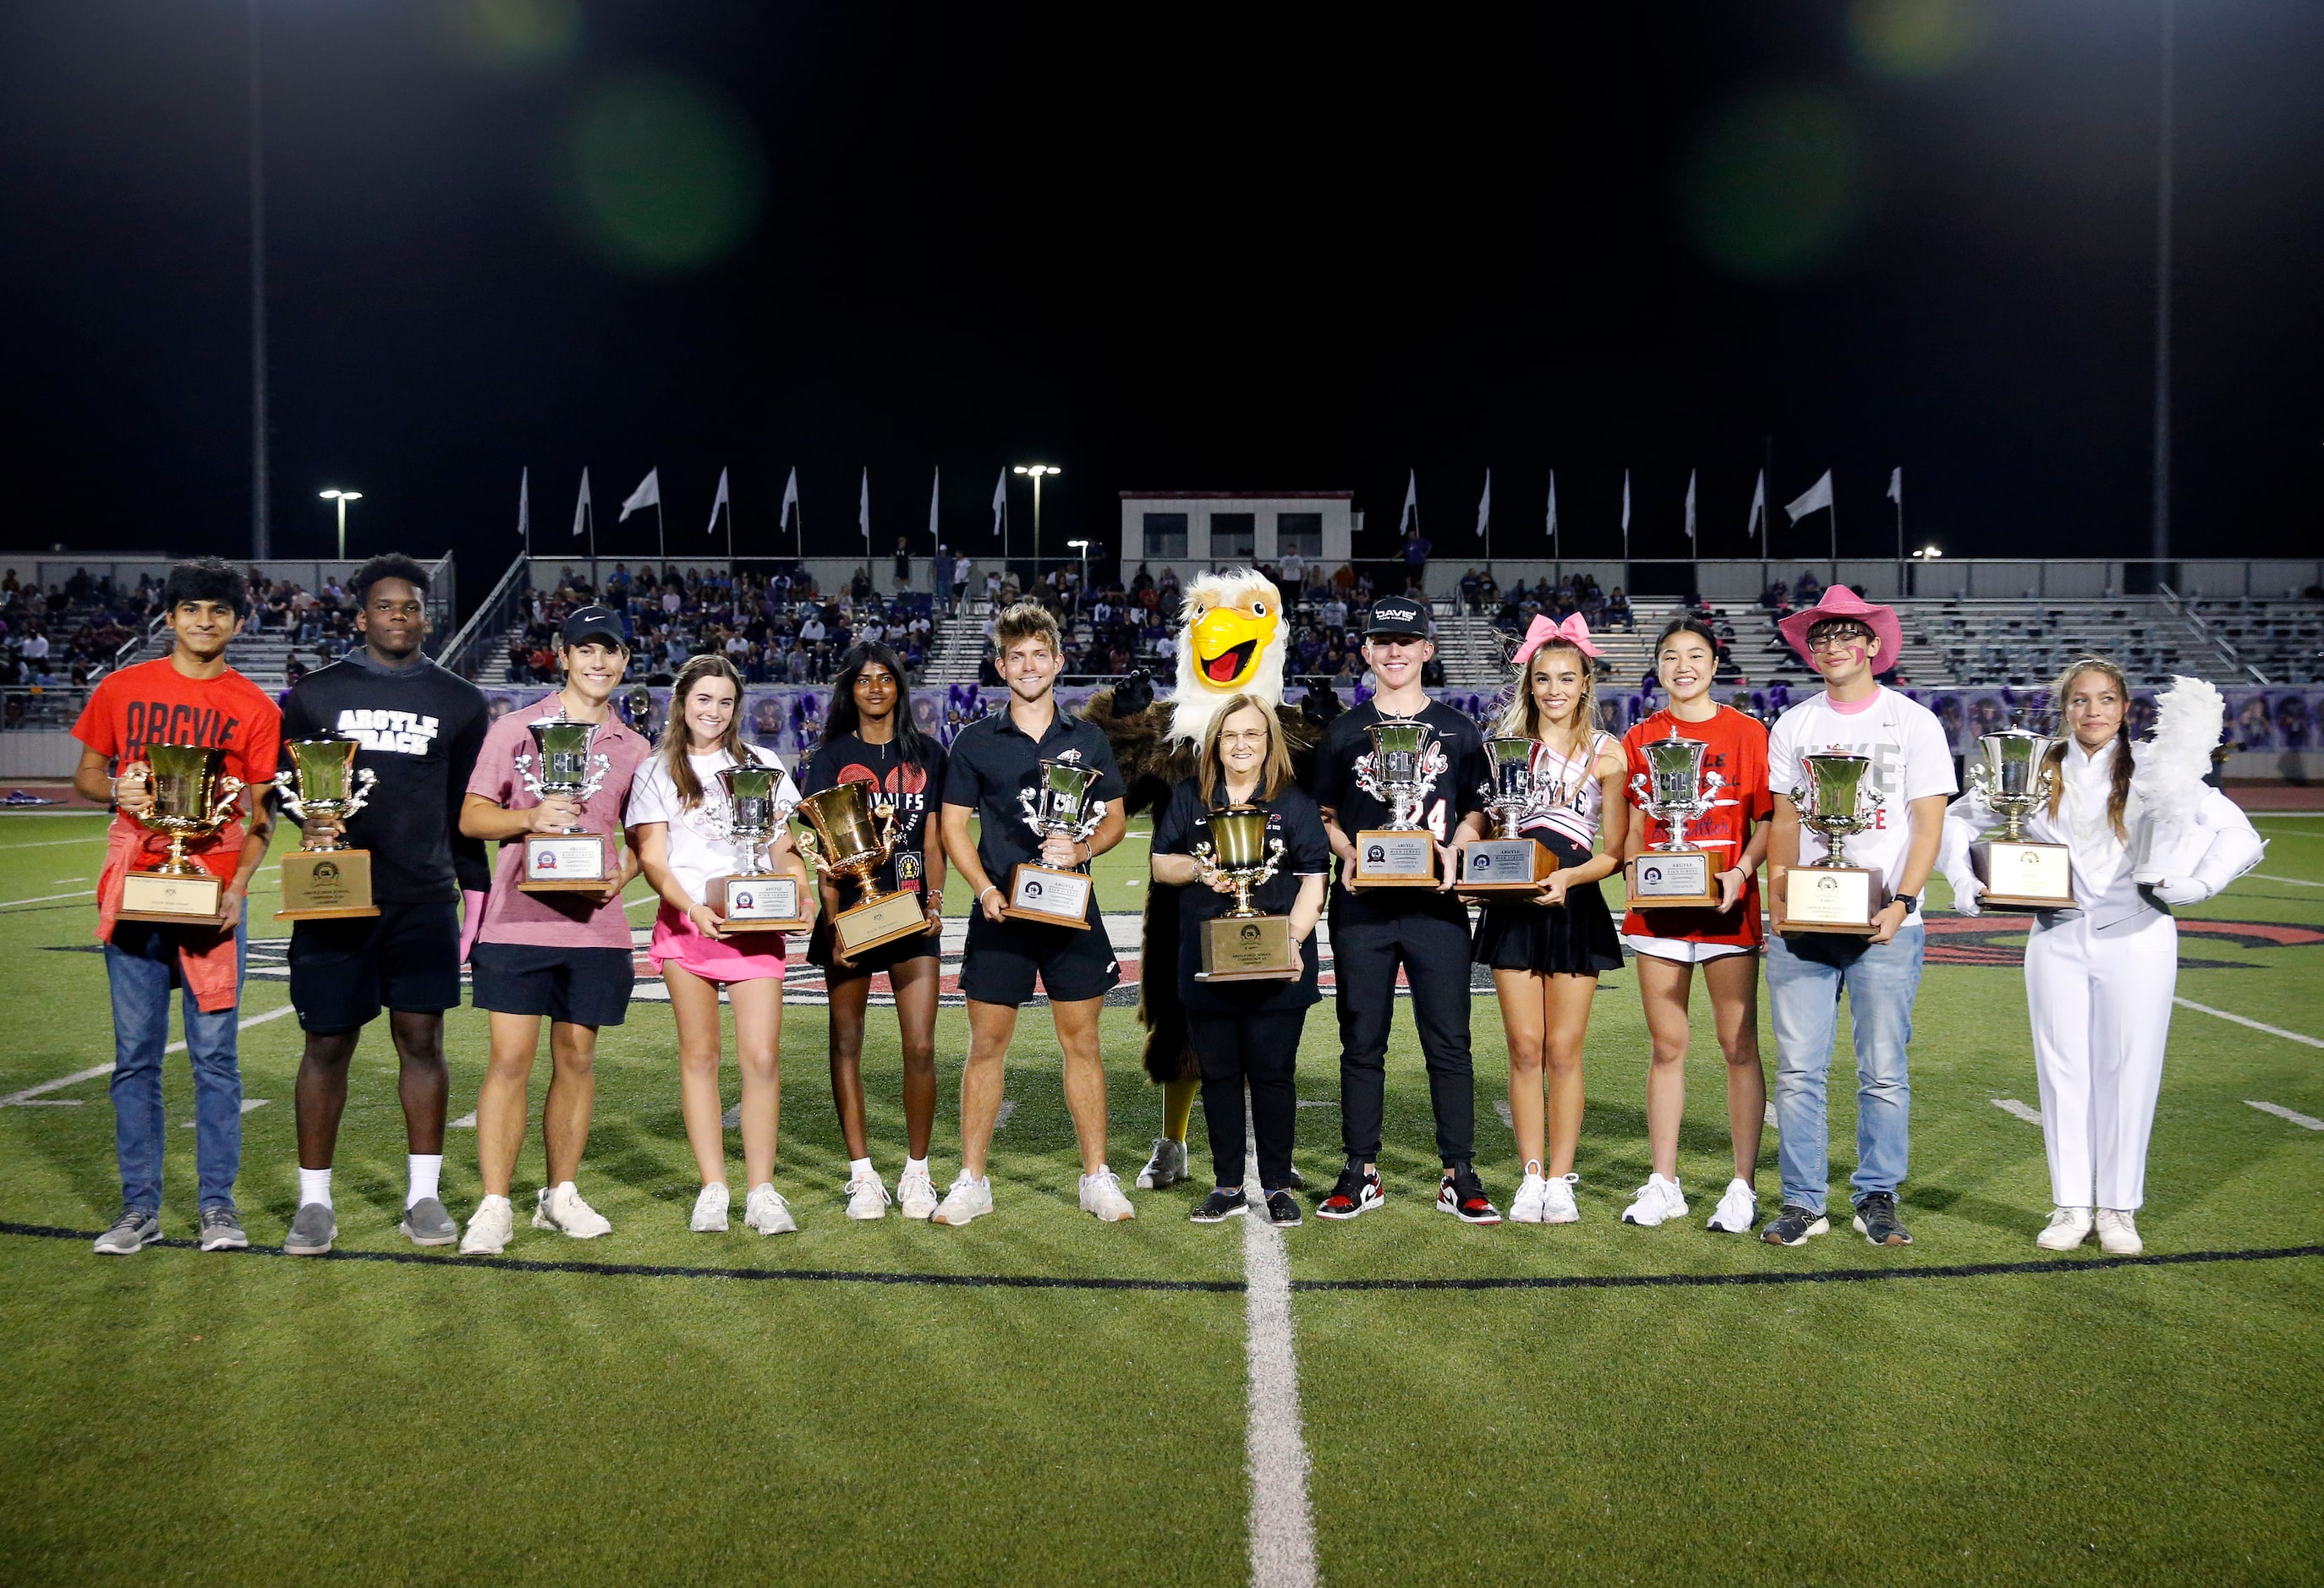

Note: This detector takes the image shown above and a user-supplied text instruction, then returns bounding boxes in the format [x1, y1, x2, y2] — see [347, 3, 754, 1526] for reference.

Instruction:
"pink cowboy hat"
[1777, 585, 1903, 668]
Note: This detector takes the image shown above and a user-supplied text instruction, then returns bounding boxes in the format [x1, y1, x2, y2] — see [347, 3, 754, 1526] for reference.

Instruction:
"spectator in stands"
[1401, 528, 1432, 592]
[1605, 589, 1634, 632]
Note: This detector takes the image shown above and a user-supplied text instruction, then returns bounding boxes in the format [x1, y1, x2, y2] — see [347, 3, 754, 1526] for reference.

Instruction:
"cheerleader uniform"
[1471, 731, 1625, 976]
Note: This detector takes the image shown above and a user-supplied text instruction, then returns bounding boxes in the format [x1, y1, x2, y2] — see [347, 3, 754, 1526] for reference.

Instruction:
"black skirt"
[1470, 832, 1624, 976]
[808, 913, 941, 983]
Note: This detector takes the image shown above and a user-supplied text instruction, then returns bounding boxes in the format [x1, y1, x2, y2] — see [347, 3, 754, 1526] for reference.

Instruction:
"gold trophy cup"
[272, 736, 381, 920]
[1783, 753, 1886, 934]
[799, 782, 928, 956]
[1193, 806, 1301, 982]
[118, 743, 245, 923]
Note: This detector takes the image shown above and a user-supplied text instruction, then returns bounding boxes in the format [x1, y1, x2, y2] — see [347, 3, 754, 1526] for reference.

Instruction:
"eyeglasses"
[1806, 629, 1872, 652]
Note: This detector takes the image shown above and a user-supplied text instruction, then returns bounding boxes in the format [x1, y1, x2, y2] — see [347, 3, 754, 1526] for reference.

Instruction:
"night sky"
[3, 0, 2320, 579]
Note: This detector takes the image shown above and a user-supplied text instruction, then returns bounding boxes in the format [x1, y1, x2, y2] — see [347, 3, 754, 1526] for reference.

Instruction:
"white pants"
[2022, 910, 2178, 1210]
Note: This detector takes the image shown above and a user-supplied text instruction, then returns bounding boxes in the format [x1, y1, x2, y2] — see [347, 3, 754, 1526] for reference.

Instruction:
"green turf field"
[1, 808, 2319, 1584]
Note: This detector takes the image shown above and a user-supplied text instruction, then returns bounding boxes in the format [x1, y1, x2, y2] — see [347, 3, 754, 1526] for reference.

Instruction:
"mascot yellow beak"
[1191, 603, 1277, 691]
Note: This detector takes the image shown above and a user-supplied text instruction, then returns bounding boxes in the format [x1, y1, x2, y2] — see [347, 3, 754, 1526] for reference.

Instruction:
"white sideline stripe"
[1240, 1102, 1315, 1588]
[0, 888, 94, 908]
[1991, 1098, 2044, 1125]
[451, 1110, 477, 1129]
[1493, 1098, 1513, 1129]
[2246, 1099, 2324, 1132]
[721, 1103, 741, 1128]
[0, 1063, 117, 1106]
[181, 1098, 268, 1125]
[0, 835, 107, 848]
[2249, 873, 2324, 888]
[166, 1002, 296, 1054]
[1764, 1101, 1779, 1126]
[993, 1098, 1017, 1131]
[2173, 997, 2324, 1050]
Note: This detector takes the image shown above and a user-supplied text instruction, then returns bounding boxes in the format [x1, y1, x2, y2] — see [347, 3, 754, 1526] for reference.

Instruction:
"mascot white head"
[1167, 568, 1289, 747]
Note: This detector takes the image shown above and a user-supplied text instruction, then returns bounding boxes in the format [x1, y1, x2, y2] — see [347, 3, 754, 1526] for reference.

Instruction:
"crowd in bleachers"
[0, 567, 156, 702]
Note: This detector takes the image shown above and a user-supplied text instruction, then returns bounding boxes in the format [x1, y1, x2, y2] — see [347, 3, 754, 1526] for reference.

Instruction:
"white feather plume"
[2130, 675, 2223, 824]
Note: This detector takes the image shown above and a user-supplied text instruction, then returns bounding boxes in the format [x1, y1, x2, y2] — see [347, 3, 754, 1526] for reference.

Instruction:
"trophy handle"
[342, 765, 379, 819]
[578, 751, 611, 802]
[513, 751, 545, 801]
[271, 769, 307, 821]
[208, 775, 247, 830]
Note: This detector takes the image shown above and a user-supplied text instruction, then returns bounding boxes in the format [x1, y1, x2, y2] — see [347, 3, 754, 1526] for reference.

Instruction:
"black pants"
[1187, 1007, 1307, 1193]
[1330, 907, 1476, 1164]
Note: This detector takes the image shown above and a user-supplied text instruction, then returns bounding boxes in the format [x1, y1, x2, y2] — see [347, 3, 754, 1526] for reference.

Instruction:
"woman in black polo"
[1150, 694, 1330, 1226]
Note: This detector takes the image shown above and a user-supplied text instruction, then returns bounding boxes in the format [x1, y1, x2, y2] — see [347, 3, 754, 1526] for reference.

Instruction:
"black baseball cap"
[1364, 594, 1433, 639]
[559, 605, 628, 650]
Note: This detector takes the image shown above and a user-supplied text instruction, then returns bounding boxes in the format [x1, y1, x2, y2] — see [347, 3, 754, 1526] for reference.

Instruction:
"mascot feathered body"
[1081, 570, 1329, 1184]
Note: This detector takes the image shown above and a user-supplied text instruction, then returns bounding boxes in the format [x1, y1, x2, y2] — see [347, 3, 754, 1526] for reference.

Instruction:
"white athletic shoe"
[532, 1182, 611, 1240]
[2036, 1206, 2093, 1251]
[2094, 1207, 2142, 1256]
[896, 1164, 940, 1221]
[930, 1172, 994, 1226]
[1620, 1174, 1688, 1228]
[459, 1194, 514, 1256]
[1541, 1173, 1581, 1224]
[743, 1184, 797, 1235]
[1509, 1169, 1551, 1224]
[844, 1169, 892, 1221]
[1078, 1166, 1137, 1222]
[690, 1182, 732, 1233]
[1705, 1178, 1760, 1234]
[1135, 1136, 1188, 1190]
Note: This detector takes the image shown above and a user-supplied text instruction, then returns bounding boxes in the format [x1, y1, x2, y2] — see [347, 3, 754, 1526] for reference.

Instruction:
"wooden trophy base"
[1198, 913, 1302, 982]
[833, 889, 930, 956]
[521, 832, 612, 893]
[277, 848, 380, 921]
[118, 868, 222, 924]
[1626, 848, 1722, 910]
[1457, 837, 1557, 895]
[1781, 866, 1883, 935]
[1001, 862, 1093, 928]
[1351, 830, 1438, 889]
[710, 873, 808, 933]
[1971, 839, 2075, 912]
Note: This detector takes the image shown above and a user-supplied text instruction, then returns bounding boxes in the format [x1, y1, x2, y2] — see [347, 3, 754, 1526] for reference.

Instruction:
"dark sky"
[3, 0, 2320, 580]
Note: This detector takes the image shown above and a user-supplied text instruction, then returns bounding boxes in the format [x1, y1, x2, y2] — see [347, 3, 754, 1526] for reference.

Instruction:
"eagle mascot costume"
[1079, 568, 1331, 1191]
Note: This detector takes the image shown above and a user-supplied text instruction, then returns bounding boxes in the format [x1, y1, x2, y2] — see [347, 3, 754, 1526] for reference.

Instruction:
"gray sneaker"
[93, 1206, 161, 1256]
[197, 1204, 249, 1251]
[283, 1201, 337, 1257]
[397, 1196, 458, 1247]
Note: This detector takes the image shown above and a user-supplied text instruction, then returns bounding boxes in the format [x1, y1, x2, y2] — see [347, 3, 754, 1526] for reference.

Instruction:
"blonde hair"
[656, 654, 748, 810]
[2043, 656, 2134, 841]
[1197, 694, 1292, 805]
[993, 600, 1061, 658]
[1494, 639, 1598, 762]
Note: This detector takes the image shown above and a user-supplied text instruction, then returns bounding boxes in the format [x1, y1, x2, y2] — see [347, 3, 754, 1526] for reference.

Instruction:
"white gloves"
[2148, 875, 2212, 906]
[1944, 870, 1984, 917]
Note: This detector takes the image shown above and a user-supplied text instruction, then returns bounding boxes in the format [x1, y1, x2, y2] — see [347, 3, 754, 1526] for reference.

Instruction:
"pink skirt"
[649, 901, 788, 983]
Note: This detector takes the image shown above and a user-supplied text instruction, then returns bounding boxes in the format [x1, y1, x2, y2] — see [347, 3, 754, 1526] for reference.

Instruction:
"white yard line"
[0, 888, 94, 909]
[2173, 997, 2324, 1050]
[451, 1110, 477, 1129]
[1240, 1106, 1315, 1588]
[181, 1098, 269, 1125]
[0, 834, 109, 847]
[1991, 1098, 2044, 1125]
[2246, 1099, 2324, 1132]
[2249, 873, 2324, 888]
[992, 1098, 1017, 1131]
[2, 1001, 295, 1106]
[1493, 1098, 1513, 1129]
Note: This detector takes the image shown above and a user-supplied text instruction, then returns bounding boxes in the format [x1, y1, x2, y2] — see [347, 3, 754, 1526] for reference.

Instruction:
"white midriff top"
[1512, 731, 1617, 853]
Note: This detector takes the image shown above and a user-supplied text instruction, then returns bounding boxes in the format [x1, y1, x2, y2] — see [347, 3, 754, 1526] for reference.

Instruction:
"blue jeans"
[104, 910, 249, 1213]
[1765, 918, 1924, 1215]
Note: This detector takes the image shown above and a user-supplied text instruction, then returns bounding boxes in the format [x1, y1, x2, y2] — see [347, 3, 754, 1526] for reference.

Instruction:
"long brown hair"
[1494, 639, 1598, 762]
[2043, 656, 2134, 841]
[1198, 693, 1292, 805]
[657, 654, 749, 810]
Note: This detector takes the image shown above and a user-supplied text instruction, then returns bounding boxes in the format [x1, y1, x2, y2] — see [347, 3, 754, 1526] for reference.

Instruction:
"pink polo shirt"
[466, 693, 651, 949]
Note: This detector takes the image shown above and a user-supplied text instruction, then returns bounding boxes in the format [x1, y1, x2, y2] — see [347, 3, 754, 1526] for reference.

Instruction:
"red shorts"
[648, 902, 788, 984]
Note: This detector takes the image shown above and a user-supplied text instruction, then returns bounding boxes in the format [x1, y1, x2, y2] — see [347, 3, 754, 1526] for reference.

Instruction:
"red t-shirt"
[72, 656, 283, 884]
[1620, 704, 1771, 946]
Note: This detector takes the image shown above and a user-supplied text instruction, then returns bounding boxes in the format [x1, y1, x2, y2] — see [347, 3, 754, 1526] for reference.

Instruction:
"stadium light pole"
[1067, 538, 1090, 611]
[248, 0, 270, 560]
[1013, 464, 1059, 576]
[2151, 0, 2175, 573]
[320, 489, 362, 560]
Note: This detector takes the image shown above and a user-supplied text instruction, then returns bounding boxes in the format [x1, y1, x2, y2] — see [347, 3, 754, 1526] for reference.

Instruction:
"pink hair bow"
[1513, 612, 1602, 665]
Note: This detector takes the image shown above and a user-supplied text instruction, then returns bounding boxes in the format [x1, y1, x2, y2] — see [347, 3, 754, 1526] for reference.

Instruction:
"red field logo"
[1922, 915, 2324, 967]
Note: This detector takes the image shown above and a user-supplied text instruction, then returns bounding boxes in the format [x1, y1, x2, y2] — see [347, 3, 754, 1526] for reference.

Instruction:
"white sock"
[407, 1153, 442, 1209]
[848, 1156, 875, 1183]
[905, 1156, 929, 1179]
[299, 1167, 332, 1209]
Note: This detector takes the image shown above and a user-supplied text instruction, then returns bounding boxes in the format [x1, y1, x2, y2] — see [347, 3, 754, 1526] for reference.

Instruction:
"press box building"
[1118, 491, 1356, 578]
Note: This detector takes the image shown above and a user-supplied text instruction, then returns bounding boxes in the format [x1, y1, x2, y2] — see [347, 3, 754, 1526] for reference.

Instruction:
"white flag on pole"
[518, 467, 529, 541]
[572, 468, 591, 537]
[707, 467, 729, 534]
[1748, 469, 1768, 542]
[1475, 469, 1491, 537]
[619, 468, 660, 521]
[1887, 466, 1903, 505]
[859, 468, 870, 546]
[990, 468, 1007, 536]
[929, 467, 941, 541]
[1621, 470, 1631, 531]
[1784, 469, 1834, 523]
[1399, 469, 1417, 535]
[780, 467, 800, 532]
[1685, 469, 1698, 542]
[1547, 471, 1558, 536]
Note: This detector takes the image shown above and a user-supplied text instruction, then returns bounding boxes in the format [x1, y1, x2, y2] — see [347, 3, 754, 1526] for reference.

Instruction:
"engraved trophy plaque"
[273, 736, 381, 919]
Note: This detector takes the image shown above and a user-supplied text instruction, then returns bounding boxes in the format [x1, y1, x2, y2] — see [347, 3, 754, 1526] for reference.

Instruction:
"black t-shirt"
[1152, 777, 1330, 1012]
[797, 731, 947, 898]
[277, 651, 491, 902]
[940, 702, 1126, 890]
[1310, 698, 1488, 922]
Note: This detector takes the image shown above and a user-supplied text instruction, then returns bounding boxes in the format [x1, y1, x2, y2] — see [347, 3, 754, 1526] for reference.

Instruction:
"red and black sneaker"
[1315, 1164, 1384, 1221]
[1437, 1164, 1502, 1225]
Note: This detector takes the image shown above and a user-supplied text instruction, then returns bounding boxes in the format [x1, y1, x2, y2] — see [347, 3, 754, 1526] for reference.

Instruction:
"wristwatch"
[1894, 892, 1920, 915]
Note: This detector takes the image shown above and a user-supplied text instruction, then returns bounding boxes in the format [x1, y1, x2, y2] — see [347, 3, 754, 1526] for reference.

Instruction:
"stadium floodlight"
[320, 488, 364, 560]
[1012, 464, 1060, 569]
[1911, 545, 1943, 561]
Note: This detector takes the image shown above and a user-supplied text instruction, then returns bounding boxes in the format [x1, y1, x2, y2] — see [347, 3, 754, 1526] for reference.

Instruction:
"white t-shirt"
[626, 744, 801, 905]
[1768, 687, 1956, 897]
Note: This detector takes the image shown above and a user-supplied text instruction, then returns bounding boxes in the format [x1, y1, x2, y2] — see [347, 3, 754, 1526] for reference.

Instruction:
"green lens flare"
[437, 0, 582, 71]
[1678, 87, 1867, 280]
[1849, 0, 1995, 79]
[553, 74, 766, 275]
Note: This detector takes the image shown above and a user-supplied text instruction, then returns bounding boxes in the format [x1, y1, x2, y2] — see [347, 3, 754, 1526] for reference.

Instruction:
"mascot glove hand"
[2149, 875, 2211, 906]
[1114, 669, 1155, 716]
[1302, 681, 1343, 725]
[1943, 870, 1982, 917]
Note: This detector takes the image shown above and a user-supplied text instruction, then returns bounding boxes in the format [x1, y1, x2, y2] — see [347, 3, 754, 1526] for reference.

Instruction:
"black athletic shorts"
[288, 901, 462, 1034]
[958, 910, 1119, 1007]
[469, 941, 635, 1027]
[808, 917, 941, 984]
